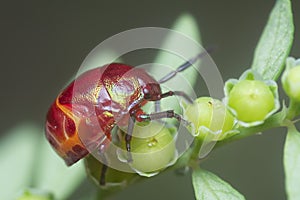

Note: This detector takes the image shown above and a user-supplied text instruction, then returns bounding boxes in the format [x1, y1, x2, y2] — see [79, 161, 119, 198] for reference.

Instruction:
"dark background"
[1, 1, 299, 199]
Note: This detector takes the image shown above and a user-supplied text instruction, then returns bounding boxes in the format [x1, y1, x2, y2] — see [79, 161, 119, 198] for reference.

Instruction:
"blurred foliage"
[0, 123, 86, 200]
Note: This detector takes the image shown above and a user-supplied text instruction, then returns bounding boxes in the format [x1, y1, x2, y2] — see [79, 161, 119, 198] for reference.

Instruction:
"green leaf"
[33, 132, 86, 200]
[192, 168, 245, 200]
[150, 13, 202, 113]
[0, 123, 41, 200]
[251, 0, 294, 80]
[0, 123, 86, 200]
[284, 125, 300, 200]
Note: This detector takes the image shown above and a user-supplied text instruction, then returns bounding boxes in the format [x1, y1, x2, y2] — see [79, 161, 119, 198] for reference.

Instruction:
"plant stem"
[216, 111, 285, 147]
[168, 139, 203, 171]
[287, 99, 300, 120]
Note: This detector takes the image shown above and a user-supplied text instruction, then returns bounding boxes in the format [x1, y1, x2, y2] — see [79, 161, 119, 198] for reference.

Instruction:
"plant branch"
[287, 99, 300, 120]
[216, 111, 286, 147]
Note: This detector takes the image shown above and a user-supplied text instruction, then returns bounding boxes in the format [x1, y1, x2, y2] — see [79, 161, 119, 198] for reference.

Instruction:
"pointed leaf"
[192, 168, 245, 200]
[251, 0, 294, 80]
[284, 125, 300, 199]
[151, 13, 202, 113]
[33, 134, 86, 200]
[0, 123, 41, 200]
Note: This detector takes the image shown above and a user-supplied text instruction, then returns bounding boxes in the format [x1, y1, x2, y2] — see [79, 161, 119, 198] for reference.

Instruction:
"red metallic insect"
[45, 51, 207, 184]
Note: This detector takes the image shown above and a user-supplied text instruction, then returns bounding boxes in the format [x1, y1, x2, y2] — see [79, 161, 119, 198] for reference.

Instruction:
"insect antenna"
[158, 47, 214, 84]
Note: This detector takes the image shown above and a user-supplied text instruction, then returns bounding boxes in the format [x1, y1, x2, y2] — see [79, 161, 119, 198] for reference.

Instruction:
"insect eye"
[143, 88, 151, 99]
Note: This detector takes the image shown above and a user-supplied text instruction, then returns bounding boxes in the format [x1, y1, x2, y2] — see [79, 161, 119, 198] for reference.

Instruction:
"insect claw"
[127, 152, 133, 163]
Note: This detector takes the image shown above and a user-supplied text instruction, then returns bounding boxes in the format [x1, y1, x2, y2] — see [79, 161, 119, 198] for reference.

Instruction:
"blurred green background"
[1, 1, 300, 200]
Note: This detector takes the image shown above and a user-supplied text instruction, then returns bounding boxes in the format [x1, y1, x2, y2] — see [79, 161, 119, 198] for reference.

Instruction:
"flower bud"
[120, 122, 177, 176]
[183, 97, 236, 141]
[224, 70, 279, 127]
[282, 57, 300, 102]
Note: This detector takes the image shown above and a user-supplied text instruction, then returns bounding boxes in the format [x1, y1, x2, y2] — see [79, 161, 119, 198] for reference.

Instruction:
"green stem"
[216, 111, 285, 147]
[287, 99, 300, 119]
[188, 139, 203, 169]
[170, 139, 203, 170]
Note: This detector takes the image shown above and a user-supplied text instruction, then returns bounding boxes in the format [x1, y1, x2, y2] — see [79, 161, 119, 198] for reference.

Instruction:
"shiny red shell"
[45, 63, 161, 166]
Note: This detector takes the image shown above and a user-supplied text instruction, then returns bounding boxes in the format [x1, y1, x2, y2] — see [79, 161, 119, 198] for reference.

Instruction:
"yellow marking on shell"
[56, 96, 81, 124]
[62, 116, 68, 139]
[103, 111, 113, 118]
[55, 96, 82, 147]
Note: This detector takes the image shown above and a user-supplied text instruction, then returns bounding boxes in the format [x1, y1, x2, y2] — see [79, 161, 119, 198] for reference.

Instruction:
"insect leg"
[125, 116, 136, 162]
[99, 163, 108, 186]
[138, 110, 189, 126]
[98, 144, 108, 186]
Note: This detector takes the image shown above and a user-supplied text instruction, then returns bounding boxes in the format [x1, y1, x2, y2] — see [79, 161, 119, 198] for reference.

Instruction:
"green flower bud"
[229, 80, 274, 121]
[282, 57, 300, 102]
[182, 97, 236, 141]
[120, 122, 177, 176]
[224, 70, 279, 127]
[84, 155, 140, 188]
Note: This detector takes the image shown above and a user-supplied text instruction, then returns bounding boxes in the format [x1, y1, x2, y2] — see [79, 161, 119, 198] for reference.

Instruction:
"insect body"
[45, 51, 208, 184]
[46, 63, 163, 165]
